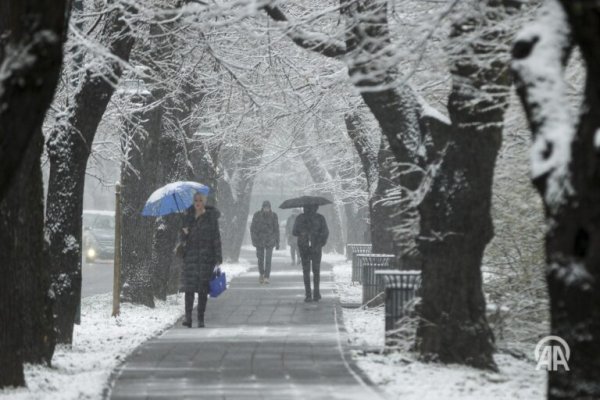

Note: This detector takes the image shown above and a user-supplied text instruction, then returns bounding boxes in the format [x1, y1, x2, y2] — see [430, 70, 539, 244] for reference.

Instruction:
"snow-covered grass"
[329, 257, 547, 400]
[0, 260, 251, 400]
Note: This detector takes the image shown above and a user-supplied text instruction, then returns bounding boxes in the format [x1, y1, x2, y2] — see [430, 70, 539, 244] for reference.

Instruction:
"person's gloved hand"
[275, 244, 280, 250]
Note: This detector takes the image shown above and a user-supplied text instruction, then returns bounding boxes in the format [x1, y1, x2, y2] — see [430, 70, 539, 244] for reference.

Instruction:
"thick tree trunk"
[416, 130, 501, 369]
[347, 108, 419, 265]
[138, 7, 204, 298]
[150, 127, 192, 300]
[513, 1, 600, 397]
[0, 215, 24, 387]
[219, 147, 262, 262]
[340, 0, 515, 368]
[13, 134, 55, 365]
[0, 134, 50, 386]
[415, 2, 515, 370]
[0, 0, 70, 201]
[342, 112, 375, 245]
[369, 137, 407, 263]
[0, 1, 69, 385]
[219, 178, 255, 262]
[120, 98, 162, 308]
[45, 4, 134, 343]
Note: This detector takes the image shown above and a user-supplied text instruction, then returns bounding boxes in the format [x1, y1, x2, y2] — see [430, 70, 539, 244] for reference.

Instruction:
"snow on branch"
[263, 4, 347, 58]
[512, 0, 574, 213]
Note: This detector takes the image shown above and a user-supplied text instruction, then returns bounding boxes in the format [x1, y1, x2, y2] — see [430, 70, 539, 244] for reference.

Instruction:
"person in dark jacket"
[293, 204, 329, 302]
[181, 192, 222, 328]
[286, 210, 300, 265]
[250, 200, 279, 284]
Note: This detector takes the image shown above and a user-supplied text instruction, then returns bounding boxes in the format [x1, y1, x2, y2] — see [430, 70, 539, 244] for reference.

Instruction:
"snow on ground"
[0, 260, 251, 400]
[329, 256, 547, 400]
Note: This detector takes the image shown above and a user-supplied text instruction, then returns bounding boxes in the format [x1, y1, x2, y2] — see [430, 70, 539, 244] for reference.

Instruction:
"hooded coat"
[181, 205, 222, 293]
[292, 207, 329, 249]
[250, 201, 280, 248]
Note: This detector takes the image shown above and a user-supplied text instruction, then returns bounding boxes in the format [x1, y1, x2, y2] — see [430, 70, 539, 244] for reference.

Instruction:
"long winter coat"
[250, 210, 280, 248]
[292, 211, 329, 249]
[181, 206, 223, 293]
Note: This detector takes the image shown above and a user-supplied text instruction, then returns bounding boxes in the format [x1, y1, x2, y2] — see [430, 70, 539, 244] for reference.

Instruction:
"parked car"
[82, 210, 115, 263]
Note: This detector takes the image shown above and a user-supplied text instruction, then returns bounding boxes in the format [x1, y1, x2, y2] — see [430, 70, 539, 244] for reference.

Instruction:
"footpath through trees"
[109, 250, 382, 400]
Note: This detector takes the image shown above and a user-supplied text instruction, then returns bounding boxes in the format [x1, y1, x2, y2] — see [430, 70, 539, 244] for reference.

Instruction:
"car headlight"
[87, 248, 96, 259]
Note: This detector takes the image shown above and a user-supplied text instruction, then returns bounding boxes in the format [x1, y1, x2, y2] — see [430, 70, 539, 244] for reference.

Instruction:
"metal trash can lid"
[374, 270, 420, 275]
[356, 253, 396, 259]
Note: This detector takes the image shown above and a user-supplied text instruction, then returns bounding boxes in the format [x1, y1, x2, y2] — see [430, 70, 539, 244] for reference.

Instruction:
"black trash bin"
[356, 254, 396, 306]
[347, 244, 372, 283]
[376, 270, 421, 335]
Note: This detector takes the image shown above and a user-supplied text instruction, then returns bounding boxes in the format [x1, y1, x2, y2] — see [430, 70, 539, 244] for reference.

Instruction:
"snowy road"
[109, 251, 383, 400]
[82, 260, 114, 298]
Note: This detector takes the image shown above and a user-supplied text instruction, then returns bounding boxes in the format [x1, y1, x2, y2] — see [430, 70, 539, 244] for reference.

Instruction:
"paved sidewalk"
[110, 251, 381, 400]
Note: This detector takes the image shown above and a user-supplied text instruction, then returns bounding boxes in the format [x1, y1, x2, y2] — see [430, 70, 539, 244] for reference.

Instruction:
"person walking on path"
[250, 200, 280, 284]
[286, 210, 300, 265]
[181, 192, 222, 328]
[293, 204, 329, 302]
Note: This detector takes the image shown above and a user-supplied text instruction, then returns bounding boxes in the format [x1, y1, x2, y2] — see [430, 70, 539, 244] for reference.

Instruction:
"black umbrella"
[279, 196, 332, 209]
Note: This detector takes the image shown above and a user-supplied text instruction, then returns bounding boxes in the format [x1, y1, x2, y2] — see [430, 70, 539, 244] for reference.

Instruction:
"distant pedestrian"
[293, 204, 329, 302]
[181, 192, 222, 328]
[250, 200, 280, 284]
[286, 210, 300, 265]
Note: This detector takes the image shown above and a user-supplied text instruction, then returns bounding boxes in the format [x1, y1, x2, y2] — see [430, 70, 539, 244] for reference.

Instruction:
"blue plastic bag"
[209, 268, 227, 298]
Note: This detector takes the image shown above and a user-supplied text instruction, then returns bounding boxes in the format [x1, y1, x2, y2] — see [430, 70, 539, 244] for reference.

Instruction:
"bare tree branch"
[263, 5, 347, 58]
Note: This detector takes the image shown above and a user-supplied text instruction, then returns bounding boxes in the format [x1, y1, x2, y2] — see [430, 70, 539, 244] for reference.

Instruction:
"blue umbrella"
[142, 181, 210, 217]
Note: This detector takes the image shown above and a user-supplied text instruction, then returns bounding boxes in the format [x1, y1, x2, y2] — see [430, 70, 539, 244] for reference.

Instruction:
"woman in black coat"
[181, 192, 222, 327]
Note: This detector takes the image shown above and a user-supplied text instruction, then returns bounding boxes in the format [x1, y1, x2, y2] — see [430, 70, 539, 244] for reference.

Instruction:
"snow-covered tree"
[513, 1, 600, 397]
[46, 0, 137, 344]
[0, 0, 71, 388]
[264, 0, 523, 369]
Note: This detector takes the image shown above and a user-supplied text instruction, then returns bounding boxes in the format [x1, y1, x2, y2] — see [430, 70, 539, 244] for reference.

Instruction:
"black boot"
[313, 272, 321, 301]
[302, 265, 312, 302]
[183, 292, 194, 327]
[197, 290, 208, 328]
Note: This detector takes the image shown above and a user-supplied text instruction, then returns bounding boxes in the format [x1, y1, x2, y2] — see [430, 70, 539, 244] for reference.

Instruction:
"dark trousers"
[256, 246, 274, 278]
[289, 242, 299, 264]
[185, 290, 208, 322]
[299, 246, 321, 297]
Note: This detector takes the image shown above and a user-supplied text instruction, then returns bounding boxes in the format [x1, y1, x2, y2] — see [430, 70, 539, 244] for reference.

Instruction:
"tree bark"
[0, 0, 70, 201]
[342, 112, 374, 244]
[0, 1, 69, 386]
[0, 133, 50, 386]
[513, 1, 600, 397]
[369, 137, 407, 263]
[150, 125, 192, 300]
[415, 2, 515, 370]
[12, 133, 55, 365]
[120, 97, 161, 308]
[219, 147, 263, 262]
[46, 4, 135, 343]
